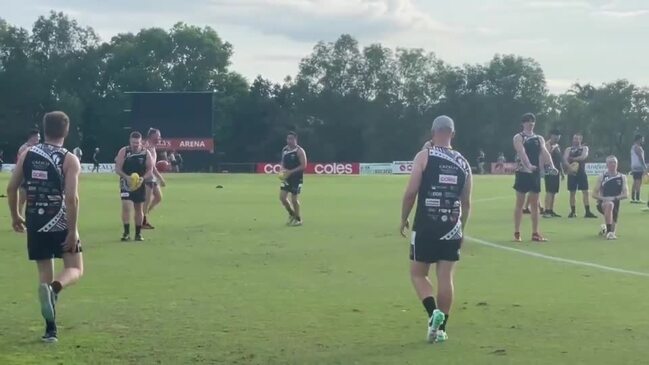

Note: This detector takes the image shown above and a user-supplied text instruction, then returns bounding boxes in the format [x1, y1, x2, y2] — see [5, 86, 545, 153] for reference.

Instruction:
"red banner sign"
[257, 163, 360, 175]
[156, 138, 214, 152]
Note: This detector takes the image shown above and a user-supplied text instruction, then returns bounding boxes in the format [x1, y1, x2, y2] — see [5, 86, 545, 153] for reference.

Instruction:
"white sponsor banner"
[392, 161, 413, 175]
[1, 163, 115, 174]
[360, 163, 393, 175]
[585, 163, 606, 176]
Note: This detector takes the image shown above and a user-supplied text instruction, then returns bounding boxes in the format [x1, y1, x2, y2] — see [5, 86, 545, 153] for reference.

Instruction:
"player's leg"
[581, 178, 596, 217]
[528, 193, 543, 241]
[522, 195, 531, 214]
[144, 183, 162, 229]
[514, 192, 525, 241]
[279, 189, 296, 223]
[36, 259, 58, 342]
[602, 201, 616, 239]
[410, 260, 441, 342]
[54, 252, 84, 291]
[134, 202, 145, 241]
[569, 190, 577, 217]
[121, 200, 133, 241]
[290, 193, 302, 225]
[435, 260, 457, 342]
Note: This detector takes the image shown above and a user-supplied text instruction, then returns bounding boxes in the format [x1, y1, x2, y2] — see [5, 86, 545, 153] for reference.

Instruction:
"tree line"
[1, 12, 648, 166]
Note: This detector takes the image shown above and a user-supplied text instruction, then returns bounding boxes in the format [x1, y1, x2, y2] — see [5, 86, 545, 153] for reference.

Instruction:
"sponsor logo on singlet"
[439, 174, 458, 185]
[32, 170, 48, 180]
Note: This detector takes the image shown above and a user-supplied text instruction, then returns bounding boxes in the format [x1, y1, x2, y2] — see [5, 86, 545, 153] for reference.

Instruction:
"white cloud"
[594, 9, 649, 18]
[524, 1, 593, 10]
[205, 0, 457, 42]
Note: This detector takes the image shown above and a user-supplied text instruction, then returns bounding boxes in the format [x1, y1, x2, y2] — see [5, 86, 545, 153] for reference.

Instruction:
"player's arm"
[114, 147, 130, 180]
[591, 175, 603, 201]
[287, 148, 307, 176]
[538, 136, 555, 170]
[400, 151, 426, 237]
[6, 152, 26, 232]
[618, 175, 629, 201]
[563, 147, 573, 166]
[574, 146, 589, 161]
[152, 162, 166, 186]
[62, 153, 81, 251]
[512, 134, 534, 170]
[422, 140, 432, 150]
[460, 165, 473, 232]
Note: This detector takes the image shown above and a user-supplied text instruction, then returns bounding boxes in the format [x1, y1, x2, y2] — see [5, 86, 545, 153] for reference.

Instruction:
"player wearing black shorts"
[279, 131, 307, 226]
[7, 111, 84, 343]
[592, 156, 628, 240]
[630, 135, 646, 204]
[115, 131, 154, 241]
[401, 116, 472, 344]
[543, 129, 564, 218]
[512, 113, 557, 242]
[564, 133, 597, 218]
[92, 147, 100, 172]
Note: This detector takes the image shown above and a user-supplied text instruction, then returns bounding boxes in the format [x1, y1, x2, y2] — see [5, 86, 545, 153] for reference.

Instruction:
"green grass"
[1, 173, 649, 364]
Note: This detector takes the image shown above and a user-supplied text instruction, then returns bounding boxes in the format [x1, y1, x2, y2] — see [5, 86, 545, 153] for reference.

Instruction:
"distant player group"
[512, 112, 644, 241]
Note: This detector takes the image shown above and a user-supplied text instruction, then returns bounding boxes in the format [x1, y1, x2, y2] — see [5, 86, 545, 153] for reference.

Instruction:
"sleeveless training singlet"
[22, 143, 69, 233]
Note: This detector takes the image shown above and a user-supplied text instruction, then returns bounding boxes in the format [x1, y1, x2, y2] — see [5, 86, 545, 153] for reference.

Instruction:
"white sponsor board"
[585, 163, 607, 176]
[360, 163, 393, 175]
[1, 163, 115, 173]
[392, 161, 413, 175]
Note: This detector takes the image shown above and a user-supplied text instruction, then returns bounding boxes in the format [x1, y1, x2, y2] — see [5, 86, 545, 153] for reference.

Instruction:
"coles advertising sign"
[491, 162, 518, 175]
[585, 163, 607, 176]
[392, 161, 413, 174]
[257, 163, 360, 175]
[157, 138, 214, 153]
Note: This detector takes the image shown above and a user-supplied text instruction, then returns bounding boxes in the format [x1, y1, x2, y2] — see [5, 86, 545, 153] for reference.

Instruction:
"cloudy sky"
[2, 0, 647, 93]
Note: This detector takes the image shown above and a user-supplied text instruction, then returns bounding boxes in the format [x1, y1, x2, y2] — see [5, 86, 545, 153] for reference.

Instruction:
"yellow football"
[129, 173, 142, 191]
[569, 162, 579, 174]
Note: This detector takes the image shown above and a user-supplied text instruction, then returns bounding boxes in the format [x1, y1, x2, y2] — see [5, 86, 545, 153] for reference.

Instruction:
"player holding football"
[279, 131, 307, 226]
[564, 133, 597, 218]
[401, 115, 472, 344]
[142, 128, 166, 229]
[115, 131, 154, 241]
[592, 156, 628, 240]
[7, 111, 84, 342]
[512, 113, 558, 242]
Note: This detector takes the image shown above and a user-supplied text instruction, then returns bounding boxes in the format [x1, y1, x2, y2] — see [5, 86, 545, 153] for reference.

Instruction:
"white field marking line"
[473, 196, 508, 203]
[466, 236, 649, 278]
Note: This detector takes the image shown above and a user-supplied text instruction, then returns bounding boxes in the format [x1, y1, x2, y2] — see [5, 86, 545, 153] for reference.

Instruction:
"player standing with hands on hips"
[401, 115, 472, 344]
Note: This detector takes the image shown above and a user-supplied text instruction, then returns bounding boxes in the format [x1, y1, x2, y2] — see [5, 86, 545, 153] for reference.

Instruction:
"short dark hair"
[147, 128, 160, 138]
[27, 128, 40, 139]
[287, 131, 297, 138]
[130, 131, 142, 139]
[43, 111, 70, 139]
[550, 129, 561, 136]
[574, 132, 583, 137]
[634, 134, 644, 142]
[521, 113, 536, 123]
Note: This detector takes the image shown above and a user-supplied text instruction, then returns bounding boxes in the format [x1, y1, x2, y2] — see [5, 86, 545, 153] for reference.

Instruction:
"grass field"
[1, 173, 649, 364]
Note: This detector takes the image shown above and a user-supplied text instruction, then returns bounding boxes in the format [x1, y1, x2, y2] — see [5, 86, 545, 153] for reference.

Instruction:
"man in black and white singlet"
[401, 116, 472, 344]
[143, 128, 166, 229]
[279, 131, 307, 226]
[512, 113, 556, 242]
[564, 133, 597, 218]
[115, 131, 154, 242]
[630, 134, 646, 204]
[543, 129, 564, 218]
[592, 156, 628, 240]
[7, 111, 83, 343]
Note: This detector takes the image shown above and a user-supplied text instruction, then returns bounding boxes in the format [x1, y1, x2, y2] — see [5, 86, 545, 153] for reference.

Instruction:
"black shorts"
[280, 180, 302, 195]
[120, 179, 146, 203]
[410, 232, 461, 263]
[93, 162, 99, 167]
[632, 171, 644, 181]
[544, 175, 560, 194]
[567, 173, 589, 191]
[597, 200, 620, 222]
[514, 172, 541, 194]
[27, 230, 82, 261]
